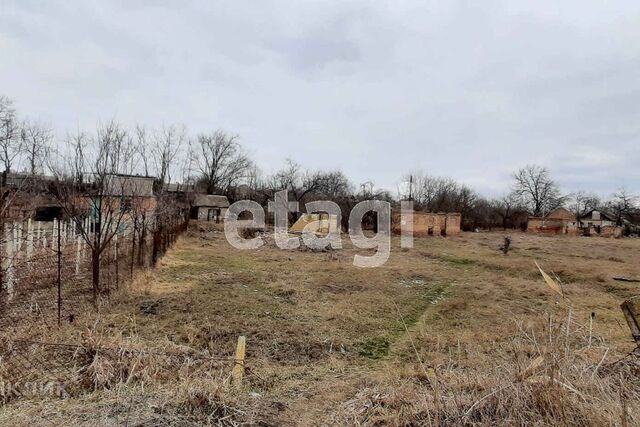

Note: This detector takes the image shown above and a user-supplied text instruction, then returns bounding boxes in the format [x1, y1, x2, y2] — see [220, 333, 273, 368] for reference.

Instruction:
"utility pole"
[409, 174, 413, 202]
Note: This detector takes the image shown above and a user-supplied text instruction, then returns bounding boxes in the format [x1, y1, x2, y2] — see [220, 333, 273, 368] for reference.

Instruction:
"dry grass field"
[2, 223, 640, 426]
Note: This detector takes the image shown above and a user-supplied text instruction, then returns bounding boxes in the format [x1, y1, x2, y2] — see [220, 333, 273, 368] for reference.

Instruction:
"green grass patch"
[399, 282, 451, 328]
[355, 282, 453, 360]
[356, 336, 391, 359]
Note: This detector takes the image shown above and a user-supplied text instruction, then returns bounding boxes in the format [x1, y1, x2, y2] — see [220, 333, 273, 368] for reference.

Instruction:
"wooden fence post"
[232, 335, 246, 386]
[26, 218, 33, 258]
[36, 221, 41, 247]
[57, 217, 62, 327]
[75, 229, 82, 275]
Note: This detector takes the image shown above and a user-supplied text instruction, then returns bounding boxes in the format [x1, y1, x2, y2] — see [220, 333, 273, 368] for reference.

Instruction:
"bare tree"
[568, 191, 600, 223]
[357, 180, 392, 201]
[0, 96, 21, 174]
[314, 171, 353, 199]
[65, 130, 89, 183]
[453, 184, 478, 220]
[468, 197, 498, 230]
[512, 165, 563, 216]
[240, 166, 278, 206]
[20, 119, 53, 175]
[51, 120, 143, 302]
[152, 124, 185, 189]
[607, 188, 636, 226]
[135, 124, 151, 177]
[400, 173, 475, 213]
[270, 158, 299, 194]
[491, 192, 522, 230]
[178, 136, 194, 186]
[241, 165, 261, 201]
[268, 159, 332, 203]
[194, 130, 251, 195]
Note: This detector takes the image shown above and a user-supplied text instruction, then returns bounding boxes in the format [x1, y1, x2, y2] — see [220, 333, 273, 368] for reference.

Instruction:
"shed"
[191, 194, 230, 222]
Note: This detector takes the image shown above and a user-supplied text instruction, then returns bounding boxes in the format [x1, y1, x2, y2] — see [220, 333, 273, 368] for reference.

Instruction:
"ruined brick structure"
[391, 210, 461, 236]
[528, 207, 624, 237]
[527, 207, 577, 235]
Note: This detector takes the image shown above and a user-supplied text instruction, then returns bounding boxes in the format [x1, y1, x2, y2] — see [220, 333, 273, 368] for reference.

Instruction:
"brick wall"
[392, 211, 461, 236]
[445, 213, 461, 235]
[527, 218, 567, 234]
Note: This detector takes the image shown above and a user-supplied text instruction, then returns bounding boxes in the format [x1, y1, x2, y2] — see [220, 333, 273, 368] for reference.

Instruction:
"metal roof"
[193, 194, 230, 207]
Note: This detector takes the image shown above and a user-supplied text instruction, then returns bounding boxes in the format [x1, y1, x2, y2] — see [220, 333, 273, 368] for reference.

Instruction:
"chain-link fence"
[0, 213, 238, 423]
[0, 214, 188, 330]
[0, 338, 236, 397]
[0, 337, 244, 425]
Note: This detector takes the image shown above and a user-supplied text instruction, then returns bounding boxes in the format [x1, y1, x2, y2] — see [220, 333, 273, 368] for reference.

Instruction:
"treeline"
[1, 95, 638, 231]
[400, 167, 638, 231]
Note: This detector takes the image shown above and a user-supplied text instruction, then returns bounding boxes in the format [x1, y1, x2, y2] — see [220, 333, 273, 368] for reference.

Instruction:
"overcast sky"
[1, 0, 639, 197]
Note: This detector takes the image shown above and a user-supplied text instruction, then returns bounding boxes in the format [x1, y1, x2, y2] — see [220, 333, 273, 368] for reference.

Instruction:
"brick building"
[392, 210, 461, 236]
[527, 207, 577, 234]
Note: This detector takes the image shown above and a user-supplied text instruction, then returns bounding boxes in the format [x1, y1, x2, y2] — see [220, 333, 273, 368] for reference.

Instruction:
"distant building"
[103, 174, 155, 197]
[190, 194, 230, 222]
[528, 207, 623, 237]
[3, 172, 56, 188]
[578, 210, 615, 228]
[163, 182, 196, 193]
[99, 174, 157, 214]
[527, 207, 577, 234]
[578, 210, 620, 237]
[1, 172, 60, 220]
[1, 172, 157, 221]
[391, 210, 461, 236]
[623, 219, 640, 236]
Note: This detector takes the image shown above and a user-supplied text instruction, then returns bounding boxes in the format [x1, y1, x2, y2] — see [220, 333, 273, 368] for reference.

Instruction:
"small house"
[527, 207, 578, 234]
[191, 194, 229, 222]
[579, 210, 616, 228]
[103, 174, 156, 212]
[579, 210, 619, 236]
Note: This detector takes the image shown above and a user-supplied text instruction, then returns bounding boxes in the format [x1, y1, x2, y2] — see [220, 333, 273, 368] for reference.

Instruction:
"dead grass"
[333, 309, 640, 426]
[1, 226, 640, 425]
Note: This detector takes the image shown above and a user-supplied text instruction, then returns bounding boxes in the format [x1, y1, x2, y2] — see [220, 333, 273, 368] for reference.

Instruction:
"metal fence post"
[57, 216, 62, 327]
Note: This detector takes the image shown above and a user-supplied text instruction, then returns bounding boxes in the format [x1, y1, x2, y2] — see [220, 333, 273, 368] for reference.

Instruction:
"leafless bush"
[333, 310, 639, 426]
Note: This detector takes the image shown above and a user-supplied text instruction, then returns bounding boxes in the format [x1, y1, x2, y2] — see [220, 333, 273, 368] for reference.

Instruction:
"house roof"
[164, 183, 195, 193]
[193, 194, 230, 207]
[104, 174, 155, 197]
[544, 207, 575, 221]
[579, 209, 616, 222]
[623, 218, 640, 228]
[3, 172, 56, 187]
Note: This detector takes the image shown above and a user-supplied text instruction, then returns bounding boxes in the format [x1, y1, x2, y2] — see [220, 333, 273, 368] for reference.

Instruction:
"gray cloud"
[1, 0, 639, 197]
